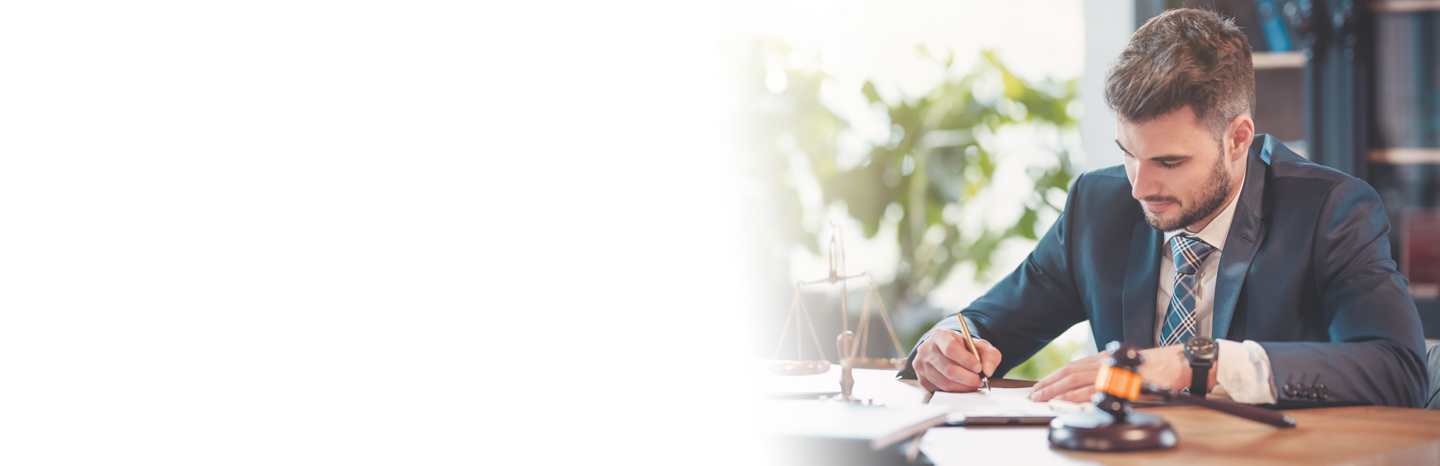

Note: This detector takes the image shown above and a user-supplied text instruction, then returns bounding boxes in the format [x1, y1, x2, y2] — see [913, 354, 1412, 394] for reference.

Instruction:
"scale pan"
[849, 357, 907, 370]
[770, 360, 832, 376]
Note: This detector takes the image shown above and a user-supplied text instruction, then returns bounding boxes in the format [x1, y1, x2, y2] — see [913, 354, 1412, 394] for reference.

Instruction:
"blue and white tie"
[1159, 235, 1215, 347]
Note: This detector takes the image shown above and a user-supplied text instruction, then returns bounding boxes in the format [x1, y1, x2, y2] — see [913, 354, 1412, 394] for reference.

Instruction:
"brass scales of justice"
[770, 224, 908, 384]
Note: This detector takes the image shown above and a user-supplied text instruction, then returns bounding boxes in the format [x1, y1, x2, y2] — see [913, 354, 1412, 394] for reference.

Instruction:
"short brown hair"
[1104, 9, 1255, 138]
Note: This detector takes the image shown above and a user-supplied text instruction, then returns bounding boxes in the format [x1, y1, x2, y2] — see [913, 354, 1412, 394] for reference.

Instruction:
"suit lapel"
[1122, 221, 1163, 347]
[1212, 135, 1273, 340]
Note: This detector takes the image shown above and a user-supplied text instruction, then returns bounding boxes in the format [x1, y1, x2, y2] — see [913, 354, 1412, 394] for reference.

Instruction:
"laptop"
[720, 365, 840, 399]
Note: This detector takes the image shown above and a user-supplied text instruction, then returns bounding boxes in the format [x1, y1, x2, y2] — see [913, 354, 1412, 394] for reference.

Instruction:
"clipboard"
[927, 387, 1081, 425]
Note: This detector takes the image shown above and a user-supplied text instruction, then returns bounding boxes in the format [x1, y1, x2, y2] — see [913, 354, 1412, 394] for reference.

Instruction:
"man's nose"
[1130, 163, 1161, 200]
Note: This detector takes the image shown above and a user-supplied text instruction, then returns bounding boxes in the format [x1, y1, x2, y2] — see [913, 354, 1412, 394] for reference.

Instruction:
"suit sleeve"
[898, 173, 1090, 379]
[1258, 177, 1428, 408]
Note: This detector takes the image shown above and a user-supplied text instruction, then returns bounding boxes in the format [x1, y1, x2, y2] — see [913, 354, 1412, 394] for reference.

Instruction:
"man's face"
[1117, 106, 1235, 232]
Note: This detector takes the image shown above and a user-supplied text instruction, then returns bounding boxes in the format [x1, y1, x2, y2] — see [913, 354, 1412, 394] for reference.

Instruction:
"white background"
[0, 1, 739, 464]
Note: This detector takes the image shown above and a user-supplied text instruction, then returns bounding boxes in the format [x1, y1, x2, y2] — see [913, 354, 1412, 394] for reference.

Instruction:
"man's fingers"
[918, 356, 980, 392]
[1030, 371, 1097, 401]
[917, 359, 949, 392]
[938, 358, 982, 388]
[1033, 362, 1074, 392]
[1033, 352, 1106, 392]
[975, 339, 1002, 377]
[918, 373, 939, 393]
[913, 330, 1001, 393]
[929, 358, 981, 392]
[933, 331, 982, 373]
[1055, 387, 1097, 404]
[917, 334, 962, 368]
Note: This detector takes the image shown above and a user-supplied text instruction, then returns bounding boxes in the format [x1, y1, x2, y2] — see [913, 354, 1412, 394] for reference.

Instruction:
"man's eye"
[1159, 161, 1179, 168]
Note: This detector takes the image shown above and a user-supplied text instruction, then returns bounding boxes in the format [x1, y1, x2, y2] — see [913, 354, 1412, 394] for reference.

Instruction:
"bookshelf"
[1370, 149, 1440, 164]
[1252, 51, 1306, 69]
[1252, 52, 1306, 151]
[1370, 3, 1440, 314]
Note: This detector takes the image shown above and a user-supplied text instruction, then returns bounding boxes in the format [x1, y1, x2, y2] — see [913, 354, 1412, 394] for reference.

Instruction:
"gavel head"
[1104, 341, 1144, 371]
[1092, 342, 1146, 421]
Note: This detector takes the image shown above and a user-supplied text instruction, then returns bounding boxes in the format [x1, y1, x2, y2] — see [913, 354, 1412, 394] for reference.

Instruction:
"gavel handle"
[1143, 386, 1297, 428]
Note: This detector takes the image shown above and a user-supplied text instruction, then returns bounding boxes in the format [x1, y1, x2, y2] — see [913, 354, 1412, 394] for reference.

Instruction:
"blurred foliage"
[1002, 327, 1089, 381]
[714, 37, 829, 309]
[849, 55, 1073, 303]
[720, 36, 1082, 368]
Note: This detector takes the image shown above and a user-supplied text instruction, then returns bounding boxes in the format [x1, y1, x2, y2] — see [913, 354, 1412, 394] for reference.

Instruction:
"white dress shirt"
[1153, 171, 1277, 403]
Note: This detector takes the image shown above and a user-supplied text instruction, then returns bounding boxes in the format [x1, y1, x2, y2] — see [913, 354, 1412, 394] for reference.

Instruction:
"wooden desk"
[760, 365, 1440, 465]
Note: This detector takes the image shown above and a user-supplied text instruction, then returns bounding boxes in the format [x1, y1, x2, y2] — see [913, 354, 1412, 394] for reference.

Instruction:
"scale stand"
[770, 224, 908, 394]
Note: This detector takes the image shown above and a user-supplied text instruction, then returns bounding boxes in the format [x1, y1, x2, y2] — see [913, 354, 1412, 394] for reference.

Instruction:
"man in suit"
[898, 9, 1427, 408]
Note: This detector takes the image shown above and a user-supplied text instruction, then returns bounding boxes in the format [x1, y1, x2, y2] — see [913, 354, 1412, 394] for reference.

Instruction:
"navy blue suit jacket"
[899, 134, 1427, 408]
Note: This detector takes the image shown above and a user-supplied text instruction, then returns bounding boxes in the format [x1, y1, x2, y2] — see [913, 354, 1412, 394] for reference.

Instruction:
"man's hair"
[1104, 9, 1255, 139]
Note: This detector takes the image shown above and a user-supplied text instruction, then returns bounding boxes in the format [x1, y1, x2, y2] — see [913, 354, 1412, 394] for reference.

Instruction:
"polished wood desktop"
[762, 365, 1440, 465]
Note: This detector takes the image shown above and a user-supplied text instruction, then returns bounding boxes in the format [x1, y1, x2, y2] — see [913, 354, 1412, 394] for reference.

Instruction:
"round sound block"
[1048, 411, 1177, 452]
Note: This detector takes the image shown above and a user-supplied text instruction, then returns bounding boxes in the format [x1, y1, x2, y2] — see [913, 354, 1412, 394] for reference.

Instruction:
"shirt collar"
[1163, 170, 1247, 252]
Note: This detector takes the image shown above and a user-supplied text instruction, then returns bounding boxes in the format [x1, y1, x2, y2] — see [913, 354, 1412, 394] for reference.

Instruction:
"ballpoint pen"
[954, 315, 990, 392]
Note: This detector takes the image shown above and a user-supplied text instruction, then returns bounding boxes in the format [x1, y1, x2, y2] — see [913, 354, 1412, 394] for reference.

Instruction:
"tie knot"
[1170, 235, 1214, 275]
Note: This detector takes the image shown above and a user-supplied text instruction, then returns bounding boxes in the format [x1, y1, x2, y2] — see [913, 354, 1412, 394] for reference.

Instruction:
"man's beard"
[1141, 153, 1232, 232]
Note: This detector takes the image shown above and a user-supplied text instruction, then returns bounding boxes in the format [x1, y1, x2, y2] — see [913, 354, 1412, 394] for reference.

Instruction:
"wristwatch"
[1183, 336, 1218, 398]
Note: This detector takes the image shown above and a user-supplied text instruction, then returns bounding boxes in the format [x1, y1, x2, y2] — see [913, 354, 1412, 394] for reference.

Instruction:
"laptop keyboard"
[717, 368, 771, 391]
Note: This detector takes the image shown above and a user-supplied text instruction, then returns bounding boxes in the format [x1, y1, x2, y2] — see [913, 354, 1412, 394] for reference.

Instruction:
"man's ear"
[1225, 115, 1254, 163]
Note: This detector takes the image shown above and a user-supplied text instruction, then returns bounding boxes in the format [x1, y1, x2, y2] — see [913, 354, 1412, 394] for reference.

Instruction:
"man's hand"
[913, 330, 1002, 393]
[1028, 351, 1109, 402]
[1028, 344, 1219, 402]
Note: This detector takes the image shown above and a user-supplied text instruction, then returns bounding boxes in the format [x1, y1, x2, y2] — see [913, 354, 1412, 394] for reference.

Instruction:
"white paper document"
[928, 387, 1081, 424]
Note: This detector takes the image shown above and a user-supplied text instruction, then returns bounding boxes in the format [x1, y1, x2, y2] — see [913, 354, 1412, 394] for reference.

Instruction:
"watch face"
[1185, 337, 1217, 359]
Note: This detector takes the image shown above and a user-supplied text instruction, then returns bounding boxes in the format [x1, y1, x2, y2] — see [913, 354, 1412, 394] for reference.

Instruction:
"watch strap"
[1190, 360, 1211, 398]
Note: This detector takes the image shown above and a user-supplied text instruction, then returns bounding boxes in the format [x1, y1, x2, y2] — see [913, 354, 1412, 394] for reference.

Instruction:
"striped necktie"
[1159, 234, 1215, 347]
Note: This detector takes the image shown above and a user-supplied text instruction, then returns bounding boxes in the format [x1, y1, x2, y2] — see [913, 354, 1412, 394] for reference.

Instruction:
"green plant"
[777, 45, 1080, 304]
[1002, 326, 1090, 381]
[736, 39, 1086, 375]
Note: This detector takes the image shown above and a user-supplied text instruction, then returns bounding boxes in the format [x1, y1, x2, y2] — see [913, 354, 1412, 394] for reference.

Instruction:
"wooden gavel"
[1093, 342, 1296, 428]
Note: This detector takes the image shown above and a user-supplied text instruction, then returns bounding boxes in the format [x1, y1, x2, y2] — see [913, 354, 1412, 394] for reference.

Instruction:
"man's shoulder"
[1264, 144, 1376, 203]
[1081, 164, 1129, 181]
[1266, 145, 1354, 187]
[1068, 165, 1145, 224]
[1073, 165, 1136, 200]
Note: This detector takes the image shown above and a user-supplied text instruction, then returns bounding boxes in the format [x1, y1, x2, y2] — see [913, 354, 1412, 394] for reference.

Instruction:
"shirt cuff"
[1213, 339, 1278, 404]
